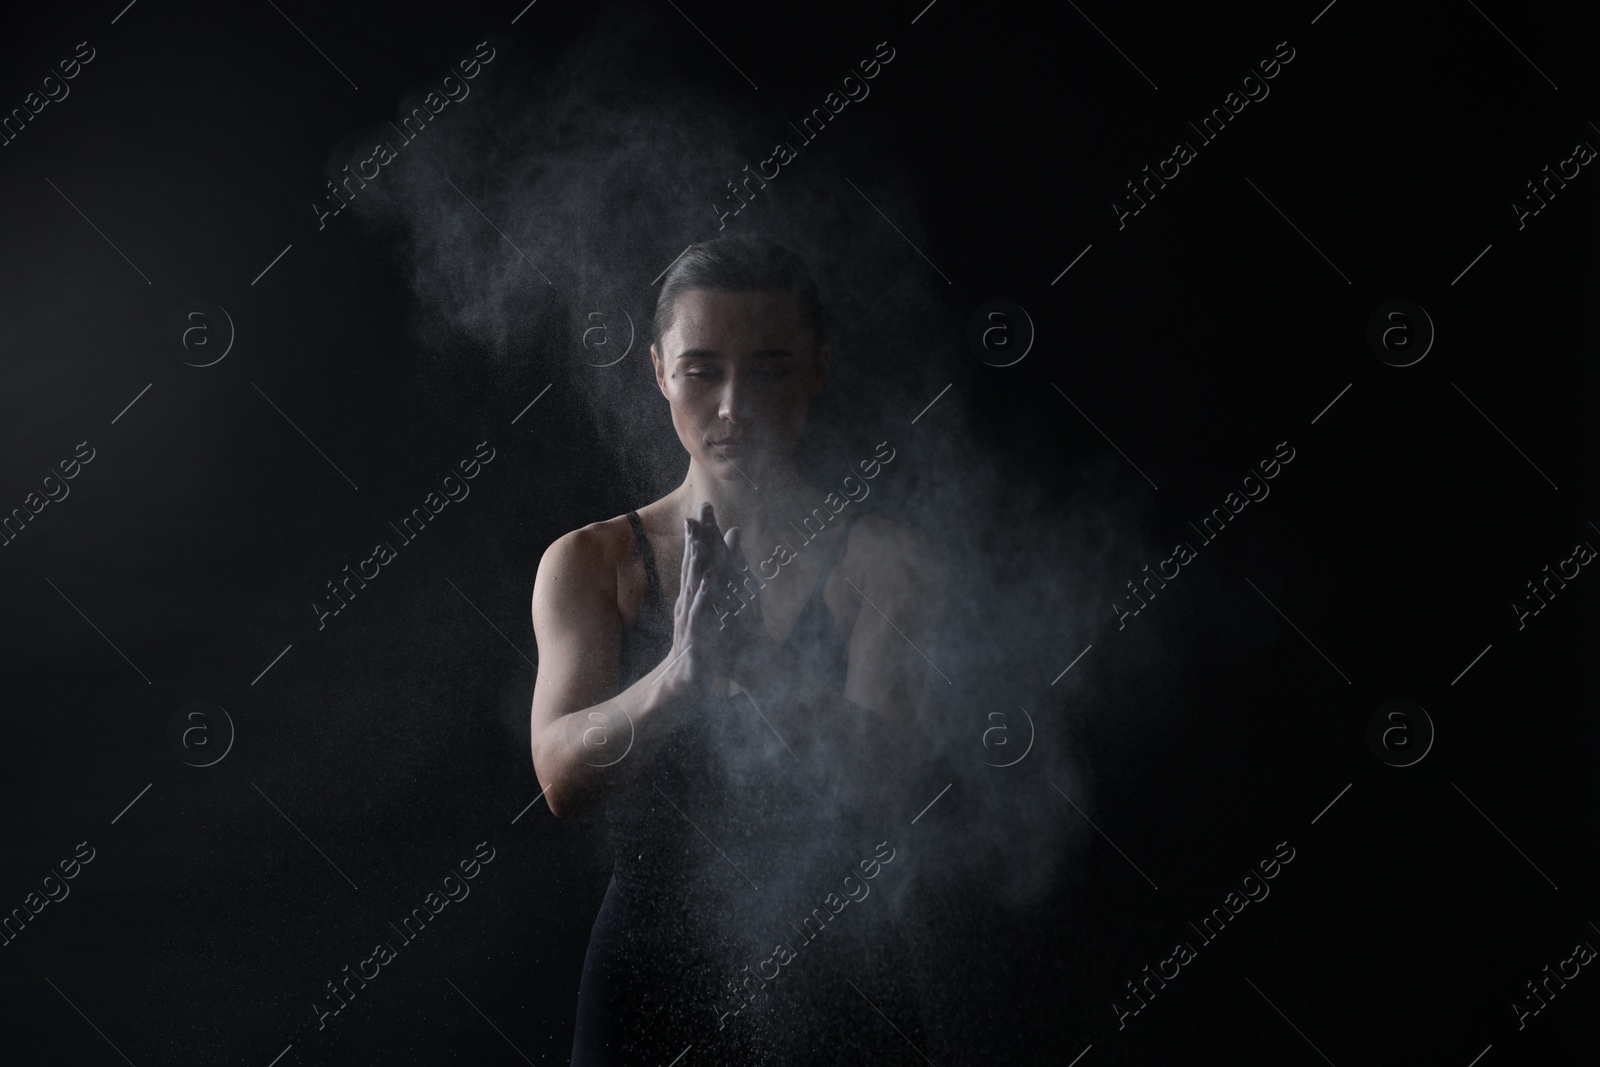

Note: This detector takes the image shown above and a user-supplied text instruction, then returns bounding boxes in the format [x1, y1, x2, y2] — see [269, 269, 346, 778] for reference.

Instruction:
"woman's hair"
[651, 235, 827, 355]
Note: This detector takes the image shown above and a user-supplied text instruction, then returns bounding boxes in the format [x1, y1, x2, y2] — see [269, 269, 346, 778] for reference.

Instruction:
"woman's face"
[651, 288, 828, 479]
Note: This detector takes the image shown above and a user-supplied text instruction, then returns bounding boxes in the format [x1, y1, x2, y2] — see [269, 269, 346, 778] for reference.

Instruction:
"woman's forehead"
[668, 288, 806, 346]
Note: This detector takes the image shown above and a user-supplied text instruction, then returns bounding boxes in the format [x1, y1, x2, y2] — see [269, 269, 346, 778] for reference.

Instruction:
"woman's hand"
[661, 502, 770, 698]
[687, 503, 769, 676]
[663, 516, 720, 698]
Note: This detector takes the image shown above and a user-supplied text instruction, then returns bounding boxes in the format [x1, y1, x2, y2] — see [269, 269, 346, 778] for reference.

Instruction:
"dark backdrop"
[1, 1, 1597, 1064]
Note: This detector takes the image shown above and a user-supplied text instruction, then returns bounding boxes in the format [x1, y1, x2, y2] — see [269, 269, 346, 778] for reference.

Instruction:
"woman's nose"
[717, 375, 749, 424]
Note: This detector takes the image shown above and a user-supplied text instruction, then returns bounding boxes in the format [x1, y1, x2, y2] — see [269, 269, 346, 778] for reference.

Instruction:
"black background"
[1, 0, 1596, 1064]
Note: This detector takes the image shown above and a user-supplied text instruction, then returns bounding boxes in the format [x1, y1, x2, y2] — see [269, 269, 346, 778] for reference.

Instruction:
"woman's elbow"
[543, 779, 599, 820]
[529, 735, 574, 819]
[544, 789, 573, 820]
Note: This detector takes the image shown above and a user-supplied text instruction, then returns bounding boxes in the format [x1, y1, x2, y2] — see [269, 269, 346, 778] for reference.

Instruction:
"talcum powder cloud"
[339, 1, 1152, 956]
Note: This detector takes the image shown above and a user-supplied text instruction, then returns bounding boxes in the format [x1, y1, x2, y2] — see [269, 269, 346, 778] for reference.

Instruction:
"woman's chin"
[709, 447, 763, 471]
[697, 444, 795, 481]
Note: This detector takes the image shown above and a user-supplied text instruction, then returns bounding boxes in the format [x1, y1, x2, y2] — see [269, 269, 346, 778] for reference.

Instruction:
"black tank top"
[611, 509, 862, 895]
[617, 508, 858, 699]
[580, 507, 924, 1063]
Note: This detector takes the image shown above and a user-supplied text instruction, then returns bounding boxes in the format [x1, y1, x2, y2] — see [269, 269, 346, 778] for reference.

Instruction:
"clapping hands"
[667, 502, 766, 694]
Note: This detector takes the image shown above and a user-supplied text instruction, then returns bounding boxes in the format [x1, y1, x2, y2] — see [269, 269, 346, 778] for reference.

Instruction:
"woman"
[529, 236, 944, 1063]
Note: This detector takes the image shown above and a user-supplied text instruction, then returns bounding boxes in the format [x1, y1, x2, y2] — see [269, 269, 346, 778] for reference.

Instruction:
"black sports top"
[617, 508, 857, 708]
[610, 508, 861, 891]
[573, 507, 896, 1064]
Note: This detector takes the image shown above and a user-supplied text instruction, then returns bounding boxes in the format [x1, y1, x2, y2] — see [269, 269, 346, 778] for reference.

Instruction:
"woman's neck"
[669, 459, 813, 552]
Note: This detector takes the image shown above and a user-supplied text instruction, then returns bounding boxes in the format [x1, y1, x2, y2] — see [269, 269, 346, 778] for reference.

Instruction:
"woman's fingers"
[704, 510, 724, 556]
[686, 574, 713, 660]
[693, 504, 737, 581]
[674, 519, 692, 627]
[715, 533, 745, 603]
[676, 517, 705, 645]
[691, 540, 719, 634]
[686, 506, 747, 634]
[686, 518, 709, 584]
[679, 519, 693, 595]
[697, 503, 724, 564]
[688, 534, 706, 587]
[691, 511, 710, 556]
[665, 505, 758, 690]
[709, 508, 740, 576]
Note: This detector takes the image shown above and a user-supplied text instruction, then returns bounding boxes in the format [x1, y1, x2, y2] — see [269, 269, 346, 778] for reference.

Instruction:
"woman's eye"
[678, 368, 788, 380]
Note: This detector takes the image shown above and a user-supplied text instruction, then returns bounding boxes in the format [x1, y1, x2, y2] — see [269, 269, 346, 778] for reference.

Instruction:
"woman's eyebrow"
[674, 347, 797, 360]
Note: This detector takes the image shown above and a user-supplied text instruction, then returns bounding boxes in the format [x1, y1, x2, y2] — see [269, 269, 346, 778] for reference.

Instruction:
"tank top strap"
[626, 510, 662, 605]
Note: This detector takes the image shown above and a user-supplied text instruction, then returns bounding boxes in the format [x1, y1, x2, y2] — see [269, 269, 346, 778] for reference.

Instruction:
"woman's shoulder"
[533, 513, 644, 596]
[831, 511, 946, 647]
[844, 511, 940, 573]
[835, 511, 945, 610]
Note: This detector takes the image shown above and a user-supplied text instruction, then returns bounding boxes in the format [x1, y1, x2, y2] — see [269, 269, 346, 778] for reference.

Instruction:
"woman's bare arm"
[528, 522, 720, 818]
